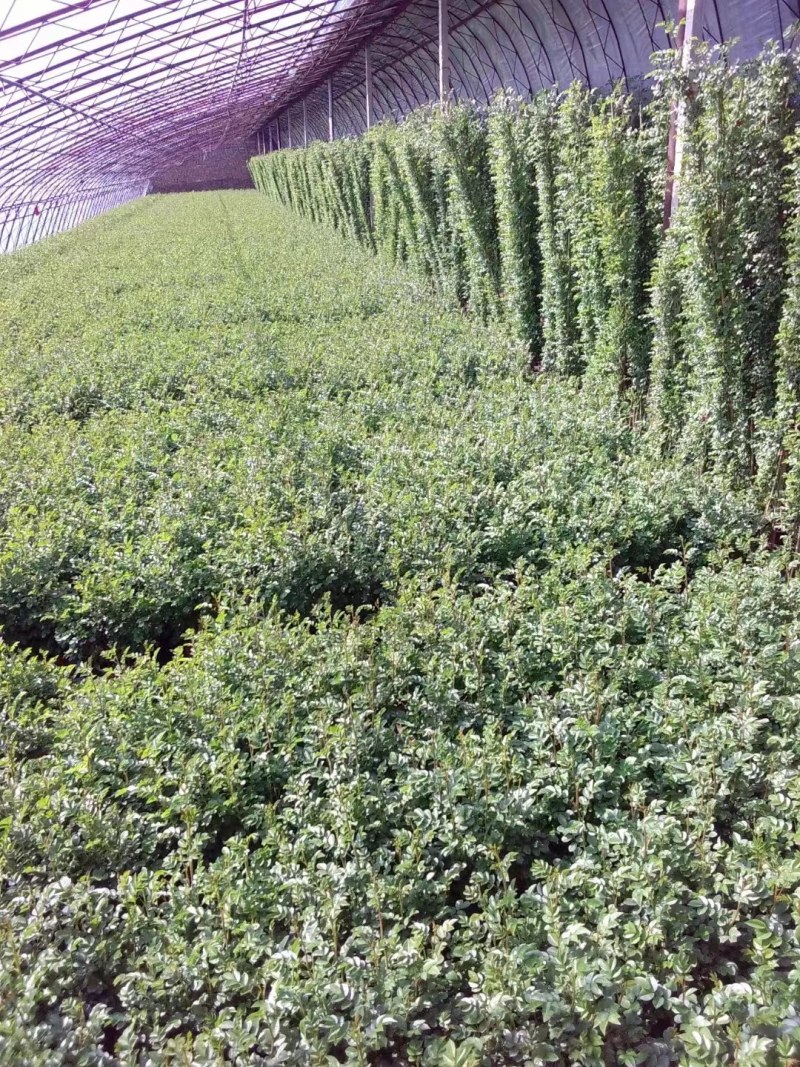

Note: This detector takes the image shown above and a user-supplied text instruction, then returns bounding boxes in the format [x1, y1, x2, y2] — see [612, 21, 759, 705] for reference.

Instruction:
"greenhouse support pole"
[15, 206, 30, 252]
[2, 206, 19, 253]
[47, 202, 63, 237]
[288, 109, 293, 149]
[276, 120, 281, 150]
[67, 198, 83, 229]
[10, 212, 23, 253]
[14, 206, 29, 252]
[439, 0, 450, 106]
[303, 99, 308, 146]
[55, 201, 71, 237]
[3, 212, 16, 254]
[22, 207, 36, 249]
[4, 212, 19, 254]
[25, 206, 39, 248]
[38, 203, 51, 241]
[24, 205, 38, 248]
[51, 201, 70, 238]
[45, 202, 62, 240]
[28, 206, 42, 248]
[65, 201, 79, 235]
[365, 46, 374, 130]
[268, 125, 273, 152]
[62, 201, 77, 235]
[328, 77, 334, 141]
[45, 205, 59, 240]
[664, 0, 705, 226]
[30, 203, 47, 246]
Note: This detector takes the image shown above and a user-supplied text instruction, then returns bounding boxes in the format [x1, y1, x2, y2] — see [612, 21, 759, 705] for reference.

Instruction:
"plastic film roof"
[1, 0, 798, 249]
[282, 0, 800, 144]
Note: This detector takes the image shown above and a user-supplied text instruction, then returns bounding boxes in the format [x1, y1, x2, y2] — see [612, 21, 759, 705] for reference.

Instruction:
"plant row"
[2, 194, 800, 1065]
[250, 45, 800, 520]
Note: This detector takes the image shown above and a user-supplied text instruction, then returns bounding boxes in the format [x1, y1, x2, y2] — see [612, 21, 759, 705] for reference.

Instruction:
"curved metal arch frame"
[2, 0, 799, 253]
[0, 0, 412, 250]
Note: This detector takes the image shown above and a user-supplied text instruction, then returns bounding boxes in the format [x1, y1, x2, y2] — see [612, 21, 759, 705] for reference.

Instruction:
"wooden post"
[303, 99, 308, 146]
[664, 0, 705, 227]
[438, 0, 450, 107]
[365, 47, 374, 130]
[328, 77, 334, 141]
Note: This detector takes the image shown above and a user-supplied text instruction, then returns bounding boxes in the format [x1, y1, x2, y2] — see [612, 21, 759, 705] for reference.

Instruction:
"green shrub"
[528, 88, 581, 373]
[487, 93, 541, 354]
[4, 46, 800, 1060]
[650, 46, 799, 482]
[1, 189, 799, 1065]
[251, 44, 800, 502]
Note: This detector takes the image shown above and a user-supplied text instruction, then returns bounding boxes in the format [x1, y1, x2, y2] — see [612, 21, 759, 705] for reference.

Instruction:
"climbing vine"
[487, 92, 541, 355]
[662, 46, 799, 482]
[774, 138, 800, 530]
[435, 103, 500, 321]
[249, 42, 800, 504]
[528, 89, 580, 374]
[586, 87, 660, 401]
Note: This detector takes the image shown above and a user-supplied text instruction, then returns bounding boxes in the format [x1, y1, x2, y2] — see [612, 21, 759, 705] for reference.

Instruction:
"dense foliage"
[2, 192, 800, 1065]
[251, 45, 800, 511]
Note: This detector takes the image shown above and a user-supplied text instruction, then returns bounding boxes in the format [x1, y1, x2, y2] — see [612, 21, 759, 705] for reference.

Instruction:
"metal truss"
[1, 0, 797, 252]
[0, 0, 410, 251]
[268, 0, 799, 146]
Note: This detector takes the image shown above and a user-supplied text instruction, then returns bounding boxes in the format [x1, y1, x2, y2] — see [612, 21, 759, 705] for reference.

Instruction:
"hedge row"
[250, 46, 800, 516]
[6, 192, 800, 1067]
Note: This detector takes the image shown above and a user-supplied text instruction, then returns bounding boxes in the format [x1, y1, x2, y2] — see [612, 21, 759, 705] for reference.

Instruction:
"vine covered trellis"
[251, 43, 800, 530]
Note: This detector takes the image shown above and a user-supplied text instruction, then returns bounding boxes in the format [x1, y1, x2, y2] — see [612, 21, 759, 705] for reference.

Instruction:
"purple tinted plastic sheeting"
[0, 0, 411, 249]
[1, 0, 797, 252]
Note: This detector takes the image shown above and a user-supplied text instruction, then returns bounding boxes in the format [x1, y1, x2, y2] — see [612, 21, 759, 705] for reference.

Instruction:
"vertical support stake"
[328, 76, 334, 141]
[365, 47, 374, 130]
[664, 0, 705, 227]
[303, 98, 308, 146]
[438, 0, 450, 107]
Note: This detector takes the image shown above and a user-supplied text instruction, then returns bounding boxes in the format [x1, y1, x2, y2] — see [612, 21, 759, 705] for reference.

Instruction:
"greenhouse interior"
[4, 0, 800, 1063]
